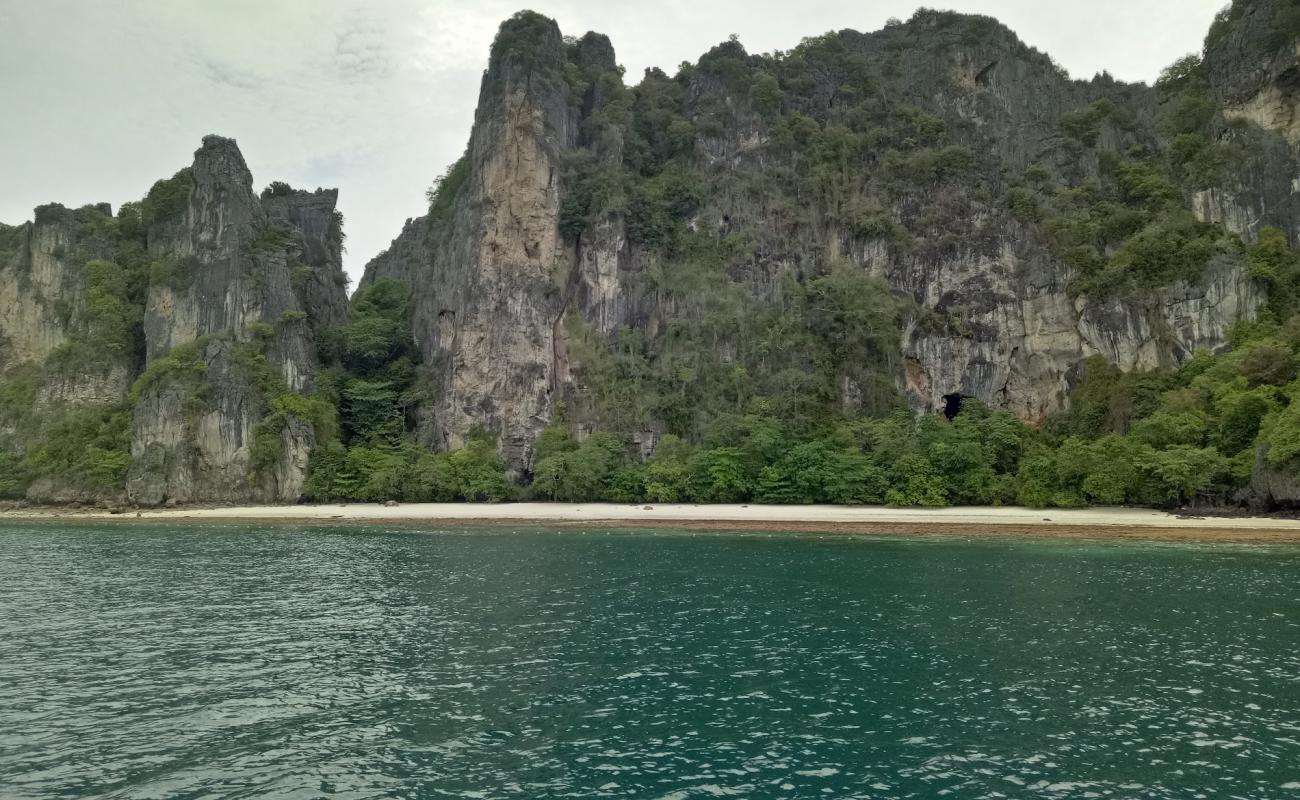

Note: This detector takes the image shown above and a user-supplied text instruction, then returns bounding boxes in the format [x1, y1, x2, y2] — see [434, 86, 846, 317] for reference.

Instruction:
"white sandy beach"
[10, 502, 1300, 538]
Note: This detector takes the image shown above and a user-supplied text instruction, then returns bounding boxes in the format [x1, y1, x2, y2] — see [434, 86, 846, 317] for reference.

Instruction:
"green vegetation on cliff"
[302, 216, 1300, 509]
[140, 168, 193, 228]
[303, 279, 512, 502]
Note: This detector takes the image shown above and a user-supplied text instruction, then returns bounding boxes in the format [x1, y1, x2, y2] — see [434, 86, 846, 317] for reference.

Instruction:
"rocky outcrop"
[0, 205, 137, 500]
[364, 10, 1282, 462]
[1251, 441, 1300, 508]
[0, 223, 69, 372]
[1, 136, 346, 505]
[261, 185, 351, 334]
[1204, 1, 1300, 139]
[126, 136, 342, 504]
[126, 338, 313, 505]
[0, 206, 121, 373]
[902, 250, 1261, 421]
[366, 13, 577, 471]
[365, 217, 433, 289]
[1196, 0, 1300, 245]
[142, 137, 317, 388]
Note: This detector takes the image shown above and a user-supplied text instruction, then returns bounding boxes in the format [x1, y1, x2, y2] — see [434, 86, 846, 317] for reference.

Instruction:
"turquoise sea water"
[0, 524, 1298, 798]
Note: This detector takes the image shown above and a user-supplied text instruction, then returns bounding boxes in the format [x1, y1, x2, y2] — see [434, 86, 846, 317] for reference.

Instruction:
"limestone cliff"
[127, 136, 344, 505]
[366, 13, 578, 470]
[363, 8, 1291, 472]
[0, 137, 347, 504]
[0, 205, 139, 502]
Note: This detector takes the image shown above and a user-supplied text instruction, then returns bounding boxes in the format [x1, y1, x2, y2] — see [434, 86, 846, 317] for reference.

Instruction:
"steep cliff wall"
[364, 9, 1288, 471]
[0, 136, 347, 504]
[365, 14, 581, 470]
[127, 136, 344, 505]
[0, 205, 141, 501]
[260, 184, 351, 335]
[1204, 0, 1300, 141]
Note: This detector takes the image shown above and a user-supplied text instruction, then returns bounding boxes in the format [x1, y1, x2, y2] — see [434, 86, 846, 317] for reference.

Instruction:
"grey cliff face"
[260, 185, 351, 335]
[0, 208, 119, 375]
[126, 338, 314, 506]
[1, 136, 347, 505]
[143, 136, 312, 383]
[366, 13, 577, 472]
[0, 206, 136, 501]
[128, 136, 341, 505]
[364, 10, 1284, 464]
[1204, 0, 1300, 139]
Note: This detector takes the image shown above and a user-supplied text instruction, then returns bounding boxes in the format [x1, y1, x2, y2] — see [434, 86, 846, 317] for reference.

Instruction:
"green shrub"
[249, 225, 293, 254]
[559, 156, 625, 241]
[81, 259, 140, 353]
[0, 451, 26, 498]
[149, 257, 196, 291]
[626, 166, 708, 251]
[1007, 188, 1040, 223]
[0, 364, 42, 426]
[885, 454, 946, 506]
[1264, 401, 1300, 468]
[1216, 393, 1271, 455]
[130, 337, 210, 404]
[489, 10, 561, 72]
[24, 406, 132, 490]
[426, 155, 470, 227]
[1129, 412, 1209, 449]
[140, 168, 193, 227]
[532, 433, 624, 501]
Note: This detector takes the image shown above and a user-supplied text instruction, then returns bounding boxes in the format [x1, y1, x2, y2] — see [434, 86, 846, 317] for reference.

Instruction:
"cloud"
[193, 54, 265, 91]
[331, 17, 394, 81]
[0, 0, 1227, 286]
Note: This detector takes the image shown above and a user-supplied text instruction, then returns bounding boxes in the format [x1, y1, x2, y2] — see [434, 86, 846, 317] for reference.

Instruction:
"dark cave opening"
[942, 393, 966, 421]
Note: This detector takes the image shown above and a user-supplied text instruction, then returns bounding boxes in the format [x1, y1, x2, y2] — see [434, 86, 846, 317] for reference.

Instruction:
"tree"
[344, 279, 415, 374]
[1264, 402, 1300, 468]
[1217, 393, 1271, 455]
[753, 440, 838, 504]
[640, 435, 694, 502]
[689, 447, 749, 502]
[1241, 346, 1296, 388]
[887, 454, 946, 506]
[824, 448, 887, 505]
[450, 440, 511, 502]
[342, 379, 402, 444]
[0, 451, 26, 499]
[532, 433, 624, 501]
[803, 263, 900, 414]
[1129, 412, 1209, 449]
[1141, 445, 1227, 505]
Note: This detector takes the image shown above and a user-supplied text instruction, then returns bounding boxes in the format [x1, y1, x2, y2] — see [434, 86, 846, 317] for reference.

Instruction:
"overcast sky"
[0, 0, 1226, 285]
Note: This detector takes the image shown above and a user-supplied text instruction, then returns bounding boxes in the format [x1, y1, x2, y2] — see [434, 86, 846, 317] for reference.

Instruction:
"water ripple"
[1, 525, 1298, 798]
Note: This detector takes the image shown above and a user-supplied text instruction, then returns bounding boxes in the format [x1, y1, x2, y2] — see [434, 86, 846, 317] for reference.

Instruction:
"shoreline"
[4, 503, 1300, 544]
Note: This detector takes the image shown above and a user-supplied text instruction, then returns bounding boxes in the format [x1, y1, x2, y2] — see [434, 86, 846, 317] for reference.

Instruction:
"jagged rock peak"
[260, 182, 339, 204]
[192, 134, 255, 192]
[571, 31, 617, 71]
[1202, 0, 1294, 95]
[1201, 0, 1300, 142]
[487, 10, 566, 75]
